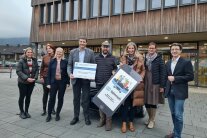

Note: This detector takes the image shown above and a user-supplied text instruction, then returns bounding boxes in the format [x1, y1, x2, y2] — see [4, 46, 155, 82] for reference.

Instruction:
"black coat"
[165, 57, 194, 100]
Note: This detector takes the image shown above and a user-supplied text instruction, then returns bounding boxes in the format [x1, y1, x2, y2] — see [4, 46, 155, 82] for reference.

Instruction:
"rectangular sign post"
[73, 62, 97, 80]
[92, 64, 142, 117]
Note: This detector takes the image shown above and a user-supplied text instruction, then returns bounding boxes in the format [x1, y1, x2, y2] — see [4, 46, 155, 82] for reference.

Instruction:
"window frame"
[40, 5, 46, 24]
[80, 0, 87, 19]
[113, 0, 122, 15]
[100, 0, 110, 16]
[54, 2, 61, 22]
[62, 0, 70, 21]
[90, 0, 99, 18]
[149, 0, 162, 10]
[123, 0, 134, 13]
[47, 3, 54, 23]
[198, 0, 207, 3]
[164, 0, 178, 8]
[135, 0, 147, 12]
[179, 0, 195, 6]
[72, 0, 78, 20]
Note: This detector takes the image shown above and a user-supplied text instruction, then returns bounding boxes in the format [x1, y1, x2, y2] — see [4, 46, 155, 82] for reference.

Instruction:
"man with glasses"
[95, 40, 117, 131]
[164, 43, 194, 138]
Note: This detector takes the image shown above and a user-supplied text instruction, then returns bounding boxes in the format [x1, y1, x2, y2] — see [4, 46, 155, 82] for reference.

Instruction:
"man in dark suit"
[68, 38, 95, 125]
[164, 43, 194, 138]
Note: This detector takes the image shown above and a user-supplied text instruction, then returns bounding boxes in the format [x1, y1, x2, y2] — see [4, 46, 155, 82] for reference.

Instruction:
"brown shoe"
[105, 118, 112, 131]
[129, 122, 135, 132]
[97, 110, 105, 127]
[164, 133, 174, 138]
[121, 122, 127, 133]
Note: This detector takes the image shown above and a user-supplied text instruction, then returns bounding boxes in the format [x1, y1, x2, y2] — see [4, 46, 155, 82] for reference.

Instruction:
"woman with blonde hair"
[120, 42, 145, 133]
[46, 47, 70, 122]
[16, 47, 39, 119]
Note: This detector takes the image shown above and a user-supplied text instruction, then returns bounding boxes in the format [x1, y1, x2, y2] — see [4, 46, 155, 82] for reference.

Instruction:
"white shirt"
[171, 56, 180, 74]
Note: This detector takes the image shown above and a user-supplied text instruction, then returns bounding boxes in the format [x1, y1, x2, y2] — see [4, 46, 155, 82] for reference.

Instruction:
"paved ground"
[0, 70, 207, 138]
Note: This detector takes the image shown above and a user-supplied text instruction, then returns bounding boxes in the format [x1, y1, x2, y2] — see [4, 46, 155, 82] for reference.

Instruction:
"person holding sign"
[120, 42, 145, 133]
[95, 41, 117, 131]
[68, 38, 95, 125]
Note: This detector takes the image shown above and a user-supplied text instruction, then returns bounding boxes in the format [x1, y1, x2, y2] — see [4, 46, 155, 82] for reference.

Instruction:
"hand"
[46, 85, 51, 89]
[168, 76, 175, 82]
[160, 88, 164, 93]
[70, 74, 74, 79]
[27, 78, 35, 83]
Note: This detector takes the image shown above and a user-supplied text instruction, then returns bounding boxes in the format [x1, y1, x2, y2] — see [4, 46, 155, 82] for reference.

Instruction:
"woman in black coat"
[46, 47, 70, 122]
[16, 47, 39, 119]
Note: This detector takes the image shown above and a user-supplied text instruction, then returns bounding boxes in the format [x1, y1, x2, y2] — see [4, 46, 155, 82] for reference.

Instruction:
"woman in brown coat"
[120, 42, 145, 133]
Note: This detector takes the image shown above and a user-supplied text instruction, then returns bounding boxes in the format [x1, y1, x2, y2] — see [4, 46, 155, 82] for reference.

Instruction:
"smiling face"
[171, 45, 182, 59]
[79, 39, 87, 50]
[127, 45, 135, 55]
[25, 49, 33, 59]
[148, 44, 156, 55]
[46, 45, 54, 54]
[55, 48, 64, 59]
[101, 45, 110, 55]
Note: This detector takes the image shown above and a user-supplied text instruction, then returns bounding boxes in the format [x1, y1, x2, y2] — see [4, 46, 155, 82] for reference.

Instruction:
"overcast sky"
[0, 0, 32, 38]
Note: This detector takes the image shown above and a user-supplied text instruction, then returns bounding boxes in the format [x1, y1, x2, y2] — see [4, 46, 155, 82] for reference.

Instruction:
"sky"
[0, 0, 32, 38]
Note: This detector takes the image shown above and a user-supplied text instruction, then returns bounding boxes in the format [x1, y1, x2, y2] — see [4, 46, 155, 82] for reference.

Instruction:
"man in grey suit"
[68, 38, 95, 125]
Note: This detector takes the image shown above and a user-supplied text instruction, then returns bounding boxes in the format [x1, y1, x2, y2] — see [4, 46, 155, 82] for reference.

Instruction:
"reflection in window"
[63, 1, 69, 21]
[40, 5, 46, 24]
[124, 0, 133, 13]
[136, 0, 146, 11]
[150, 0, 161, 9]
[81, 0, 87, 19]
[55, 2, 61, 22]
[164, 0, 176, 7]
[180, 0, 195, 5]
[73, 0, 78, 20]
[91, 0, 99, 17]
[101, 0, 109, 16]
[48, 4, 53, 23]
[113, 0, 121, 14]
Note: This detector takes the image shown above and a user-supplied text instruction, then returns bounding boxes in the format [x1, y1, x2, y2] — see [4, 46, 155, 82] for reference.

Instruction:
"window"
[91, 0, 99, 17]
[63, 0, 69, 21]
[55, 2, 61, 22]
[40, 5, 46, 24]
[113, 0, 122, 14]
[48, 4, 53, 23]
[101, 0, 109, 16]
[124, 0, 133, 13]
[164, 0, 177, 7]
[198, 0, 207, 2]
[180, 0, 195, 5]
[150, 0, 161, 9]
[73, 0, 78, 20]
[81, 0, 87, 19]
[136, 0, 146, 11]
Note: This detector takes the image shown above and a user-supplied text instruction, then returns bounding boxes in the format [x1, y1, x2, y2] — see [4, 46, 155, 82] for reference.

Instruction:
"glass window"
[101, 0, 109, 16]
[48, 4, 53, 23]
[40, 5, 46, 24]
[91, 0, 99, 17]
[150, 0, 161, 9]
[136, 0, 146, 11]
[180, 0, 195, 5]
[113, 0, 121, 14]
[81, 0, 87, 19]
[55, 2, 61, 22]
[73, 0, 78, 20]
[164, 0, 177, 7]
[198, 0, 207, 2]
[124, 0, 133, 13]
[63, 0, 69, 21]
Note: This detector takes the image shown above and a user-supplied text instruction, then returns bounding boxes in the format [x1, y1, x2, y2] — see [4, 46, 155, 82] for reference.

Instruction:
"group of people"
[16, 38, 194, 138]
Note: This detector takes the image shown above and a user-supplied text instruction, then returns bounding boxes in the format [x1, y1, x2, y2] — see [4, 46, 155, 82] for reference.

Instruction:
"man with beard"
[95, 41, 117, 131]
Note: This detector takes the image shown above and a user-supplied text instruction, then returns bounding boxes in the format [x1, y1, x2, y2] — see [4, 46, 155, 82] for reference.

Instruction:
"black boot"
[46, 115, 52, 122]
[19, 112, 26, 119]
[41, 109, 46, 116]
[52, 109, 56, 115]
[25, 112, 31, 118]
[55, 114, 60, 121]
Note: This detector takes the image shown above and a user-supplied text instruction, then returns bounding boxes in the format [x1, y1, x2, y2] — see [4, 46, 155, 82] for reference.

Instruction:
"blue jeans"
[168, 91, 185, 138]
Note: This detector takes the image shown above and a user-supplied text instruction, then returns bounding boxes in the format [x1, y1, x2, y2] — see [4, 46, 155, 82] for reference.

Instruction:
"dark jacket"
[144, 54, 167, 88]
[165, 57, 194, 100]
[40, 54, 53, 78]
[16, 57, 39, 84]
[95, 53, 117, 84]
[47, 58, 70, 85]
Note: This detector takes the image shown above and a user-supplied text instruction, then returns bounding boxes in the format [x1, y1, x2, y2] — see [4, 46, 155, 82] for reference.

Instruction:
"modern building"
[30, 0, 207, 87]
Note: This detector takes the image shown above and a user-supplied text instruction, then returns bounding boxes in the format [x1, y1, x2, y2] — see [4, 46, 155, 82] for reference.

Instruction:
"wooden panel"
[87, 19, 97, 39]
[162, 8, 178, 34]
[45, 24, 53, 41]
[53, 24, 61, 41]
[178, 6, 195, 33]
[147, 10, 161, 35]
[121, 14, 134, 37]
[32, 0, 59, 6]
[196, 4, 207, 32]
[61, 22, 69, 40]
[38, 26, 45, 42]
[30, 6, 40, 43]
[69, 21, 78, 40]
[134, 12, 146, 36]
[97, 17, 109, 38]
[109, 16, 120, 37]
[78, 20, 87, 38]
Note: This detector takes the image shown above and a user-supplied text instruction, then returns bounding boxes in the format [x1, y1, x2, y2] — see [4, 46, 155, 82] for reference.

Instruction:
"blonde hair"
[24, 47, 34, 58]
[54, 47, 65, 59]
[123, 42, 143, 60]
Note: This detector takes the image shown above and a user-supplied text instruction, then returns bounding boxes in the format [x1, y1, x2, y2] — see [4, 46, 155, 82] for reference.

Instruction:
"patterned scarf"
[146, 53, 157, 71]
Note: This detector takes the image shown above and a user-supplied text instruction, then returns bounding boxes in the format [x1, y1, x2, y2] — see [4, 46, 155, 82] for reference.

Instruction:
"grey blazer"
[67, 48, 95, 85]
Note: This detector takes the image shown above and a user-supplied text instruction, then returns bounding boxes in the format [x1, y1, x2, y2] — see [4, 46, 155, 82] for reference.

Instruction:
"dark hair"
[148, 42, 157, 48]
[46, 44, 56, 52]
[79, 38, 87, 43]
[170, 43, 182, 51]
